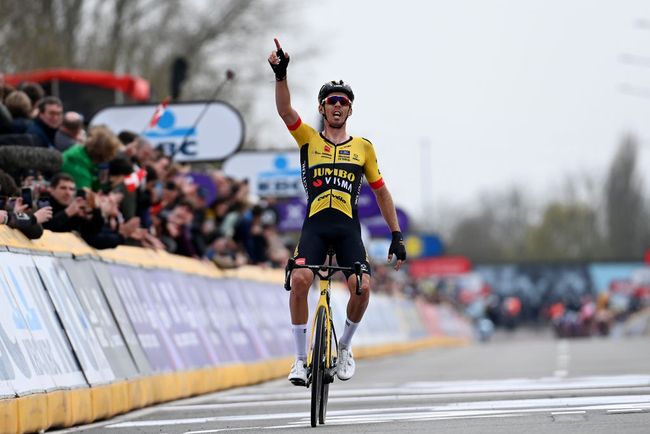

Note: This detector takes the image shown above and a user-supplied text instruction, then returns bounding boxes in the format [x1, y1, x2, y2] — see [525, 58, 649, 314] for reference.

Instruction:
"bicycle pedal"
[290, 378, 307, 387]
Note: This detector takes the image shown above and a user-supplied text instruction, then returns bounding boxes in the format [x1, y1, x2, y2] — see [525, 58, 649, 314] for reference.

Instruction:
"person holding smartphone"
[42, 172, 103, 236]
[0, 169, 52, 238]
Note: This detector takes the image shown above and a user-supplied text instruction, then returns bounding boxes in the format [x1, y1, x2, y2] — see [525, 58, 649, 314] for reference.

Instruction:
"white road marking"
[607, 408, 645, 414]
[108, 394, 650, 429]
[551, 411, 586, 415]
[554, 339, 570, 377]
[158, 375, 650, 411]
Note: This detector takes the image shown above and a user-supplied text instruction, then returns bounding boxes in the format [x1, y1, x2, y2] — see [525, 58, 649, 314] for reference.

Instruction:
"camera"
[76, 189, 87, 199]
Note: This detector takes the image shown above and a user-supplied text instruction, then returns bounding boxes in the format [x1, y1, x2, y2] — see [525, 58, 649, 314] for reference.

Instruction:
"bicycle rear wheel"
[310, 306, 327, 427]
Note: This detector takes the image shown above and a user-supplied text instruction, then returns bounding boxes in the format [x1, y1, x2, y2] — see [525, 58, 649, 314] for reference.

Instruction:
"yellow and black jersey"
[288, 117, 384, 220]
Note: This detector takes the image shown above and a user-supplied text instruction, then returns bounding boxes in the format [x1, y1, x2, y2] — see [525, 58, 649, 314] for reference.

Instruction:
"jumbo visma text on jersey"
[288, 117, 384, 220]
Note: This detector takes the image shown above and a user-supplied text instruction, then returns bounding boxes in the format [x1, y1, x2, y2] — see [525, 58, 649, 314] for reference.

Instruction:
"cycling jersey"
[288, 117, 384, 220]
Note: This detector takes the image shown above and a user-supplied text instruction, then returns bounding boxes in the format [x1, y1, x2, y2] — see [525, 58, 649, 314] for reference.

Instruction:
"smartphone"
[37, 197, 51, 209]
[76, 189, 87, 199]
[20, 187, 33, 208]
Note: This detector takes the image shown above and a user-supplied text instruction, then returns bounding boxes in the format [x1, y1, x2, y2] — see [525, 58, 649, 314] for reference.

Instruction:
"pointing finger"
[274, 38, 281, 50]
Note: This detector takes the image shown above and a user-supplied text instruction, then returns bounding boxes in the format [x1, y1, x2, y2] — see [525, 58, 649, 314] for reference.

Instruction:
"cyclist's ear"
[318, 104, 324, 116]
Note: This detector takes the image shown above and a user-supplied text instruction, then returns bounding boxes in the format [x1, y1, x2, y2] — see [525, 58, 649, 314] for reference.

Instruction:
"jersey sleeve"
[362, 139, 385, 189]
[287, 117, 317, 149]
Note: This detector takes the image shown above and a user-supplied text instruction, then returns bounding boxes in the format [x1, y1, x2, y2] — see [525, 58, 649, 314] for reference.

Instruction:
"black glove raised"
[269, 48, 290, 81]
[388, 231, 406, 262]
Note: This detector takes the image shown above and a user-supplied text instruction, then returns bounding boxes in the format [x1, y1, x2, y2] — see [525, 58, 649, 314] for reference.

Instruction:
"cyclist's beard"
[324, 112, 349, 129]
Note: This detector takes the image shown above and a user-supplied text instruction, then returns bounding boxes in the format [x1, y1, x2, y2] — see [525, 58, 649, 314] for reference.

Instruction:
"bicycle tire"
[318, 319, 331, 424]
[310, 306, 326, 427]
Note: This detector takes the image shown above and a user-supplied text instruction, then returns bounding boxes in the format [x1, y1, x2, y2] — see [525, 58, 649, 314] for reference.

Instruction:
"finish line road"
[54, 332, 650, 434]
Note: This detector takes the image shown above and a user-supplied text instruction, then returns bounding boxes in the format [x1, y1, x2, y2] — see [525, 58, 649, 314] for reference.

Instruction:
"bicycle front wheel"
[319, 315, 334, 425]
[310, 306, 327, 427]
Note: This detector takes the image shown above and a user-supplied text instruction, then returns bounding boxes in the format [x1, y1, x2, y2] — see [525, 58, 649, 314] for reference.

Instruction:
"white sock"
[292, 324, 307, 361]
[338, 318, 359, 349]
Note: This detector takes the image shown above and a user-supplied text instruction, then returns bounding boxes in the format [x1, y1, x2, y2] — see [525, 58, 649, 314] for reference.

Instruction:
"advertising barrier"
[59, 259, 139, 380]
[0, 252, 86, 395]
[0, 226, 471, 433]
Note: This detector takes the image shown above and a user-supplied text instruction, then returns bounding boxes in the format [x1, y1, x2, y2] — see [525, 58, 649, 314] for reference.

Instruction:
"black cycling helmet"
[318, 80, 354, 104]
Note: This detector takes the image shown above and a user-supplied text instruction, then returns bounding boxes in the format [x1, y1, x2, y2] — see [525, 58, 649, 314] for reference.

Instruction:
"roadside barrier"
[0, 226, 470, 434]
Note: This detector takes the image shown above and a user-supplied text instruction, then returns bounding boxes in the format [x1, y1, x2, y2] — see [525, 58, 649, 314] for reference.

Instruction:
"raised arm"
[269, 38, 299, 127]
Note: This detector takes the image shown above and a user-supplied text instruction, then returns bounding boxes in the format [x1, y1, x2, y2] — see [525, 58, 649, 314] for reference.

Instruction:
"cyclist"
[268, 38, 407, 385]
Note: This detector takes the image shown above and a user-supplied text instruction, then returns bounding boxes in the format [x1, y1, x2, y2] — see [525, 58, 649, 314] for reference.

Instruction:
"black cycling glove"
[388, 231, 406, 262]
[269, 48, 290, 81]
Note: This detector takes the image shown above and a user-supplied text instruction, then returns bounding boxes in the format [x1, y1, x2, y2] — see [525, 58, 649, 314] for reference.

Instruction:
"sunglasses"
[322, 95, 351, 106]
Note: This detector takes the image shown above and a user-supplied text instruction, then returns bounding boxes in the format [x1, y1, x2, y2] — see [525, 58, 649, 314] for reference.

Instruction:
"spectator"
[159, 200, 197, 257]
[41, 173, 104, 238]
[25, 96, 63, 148]
[16, 82, 45, 117]
[117, 130, 138, 147]
[132, 137, 155, 167]
[86, 192, 143, 249]
[62, 125, 121, 190]
[234, 204, 268, 264]
[4, 90, 32, 134]
[0, 84, 12, 134]
[54, 111, 85, 152]
[0, 169, 51, 239]
[107, 156, 138, 219]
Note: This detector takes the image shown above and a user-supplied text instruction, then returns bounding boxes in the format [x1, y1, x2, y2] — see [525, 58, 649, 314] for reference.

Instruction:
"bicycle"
[284, 248, 363, 427]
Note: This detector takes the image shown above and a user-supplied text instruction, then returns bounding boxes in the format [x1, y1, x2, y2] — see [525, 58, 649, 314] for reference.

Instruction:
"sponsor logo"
[353, 153, 360, 161]
[324, 145, 331, 153]
[332, 193, 346, 203]
[312, 167, 356, 181]
[339, 149, 350, 156]
[295, 258, 306, 265]
[301, 160, 308, 191]
[312, 179, 323, 187]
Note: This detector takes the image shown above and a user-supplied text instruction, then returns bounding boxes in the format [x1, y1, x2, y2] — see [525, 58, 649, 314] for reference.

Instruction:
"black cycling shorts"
[294, 212, 371, 278]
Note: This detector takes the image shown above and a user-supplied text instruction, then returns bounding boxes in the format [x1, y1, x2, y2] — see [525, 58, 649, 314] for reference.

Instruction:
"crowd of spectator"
[0, 77, 290, 269]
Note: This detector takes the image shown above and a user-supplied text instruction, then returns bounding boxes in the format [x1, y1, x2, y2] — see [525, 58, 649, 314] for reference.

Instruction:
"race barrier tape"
[0, 226, 470, 434]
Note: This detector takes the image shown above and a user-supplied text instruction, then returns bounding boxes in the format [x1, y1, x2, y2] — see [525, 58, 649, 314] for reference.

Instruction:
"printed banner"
[0, 260, 52, 396]
[91, 101, 244, 162]
[148, 269, 213, 368]
[0, 252, 86, 394]
[189, 275, 240, 364]
[172, 274, 222, 365]
[90, 262, 152, 375]
[60, 258, 139, 379]
[242, 281, 293, 358]
[209, 280, 265, 362]
[34, 256, 115, 385]
[109, 264, 177, 372]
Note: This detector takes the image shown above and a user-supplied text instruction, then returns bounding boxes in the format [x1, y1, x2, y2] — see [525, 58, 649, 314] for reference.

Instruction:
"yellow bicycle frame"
[307, 278, 333, 369]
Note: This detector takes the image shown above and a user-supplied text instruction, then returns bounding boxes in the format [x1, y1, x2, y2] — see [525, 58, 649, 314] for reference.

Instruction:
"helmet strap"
[321, 110, 349, 130]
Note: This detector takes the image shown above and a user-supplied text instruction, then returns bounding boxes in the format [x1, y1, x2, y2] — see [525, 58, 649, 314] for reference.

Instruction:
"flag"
[124, 168, 147, 192]
[148, 96, 170, 128]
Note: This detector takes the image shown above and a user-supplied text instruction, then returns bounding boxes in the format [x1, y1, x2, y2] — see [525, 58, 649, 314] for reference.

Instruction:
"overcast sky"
[261, 0, 650, 225]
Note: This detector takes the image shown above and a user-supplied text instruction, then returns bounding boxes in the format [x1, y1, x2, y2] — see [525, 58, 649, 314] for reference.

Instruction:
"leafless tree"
[0, 0, 305, 147]
[447, 186, 532, 262]
[524, 202, 602, 261]
[604, 135, 647, 259]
